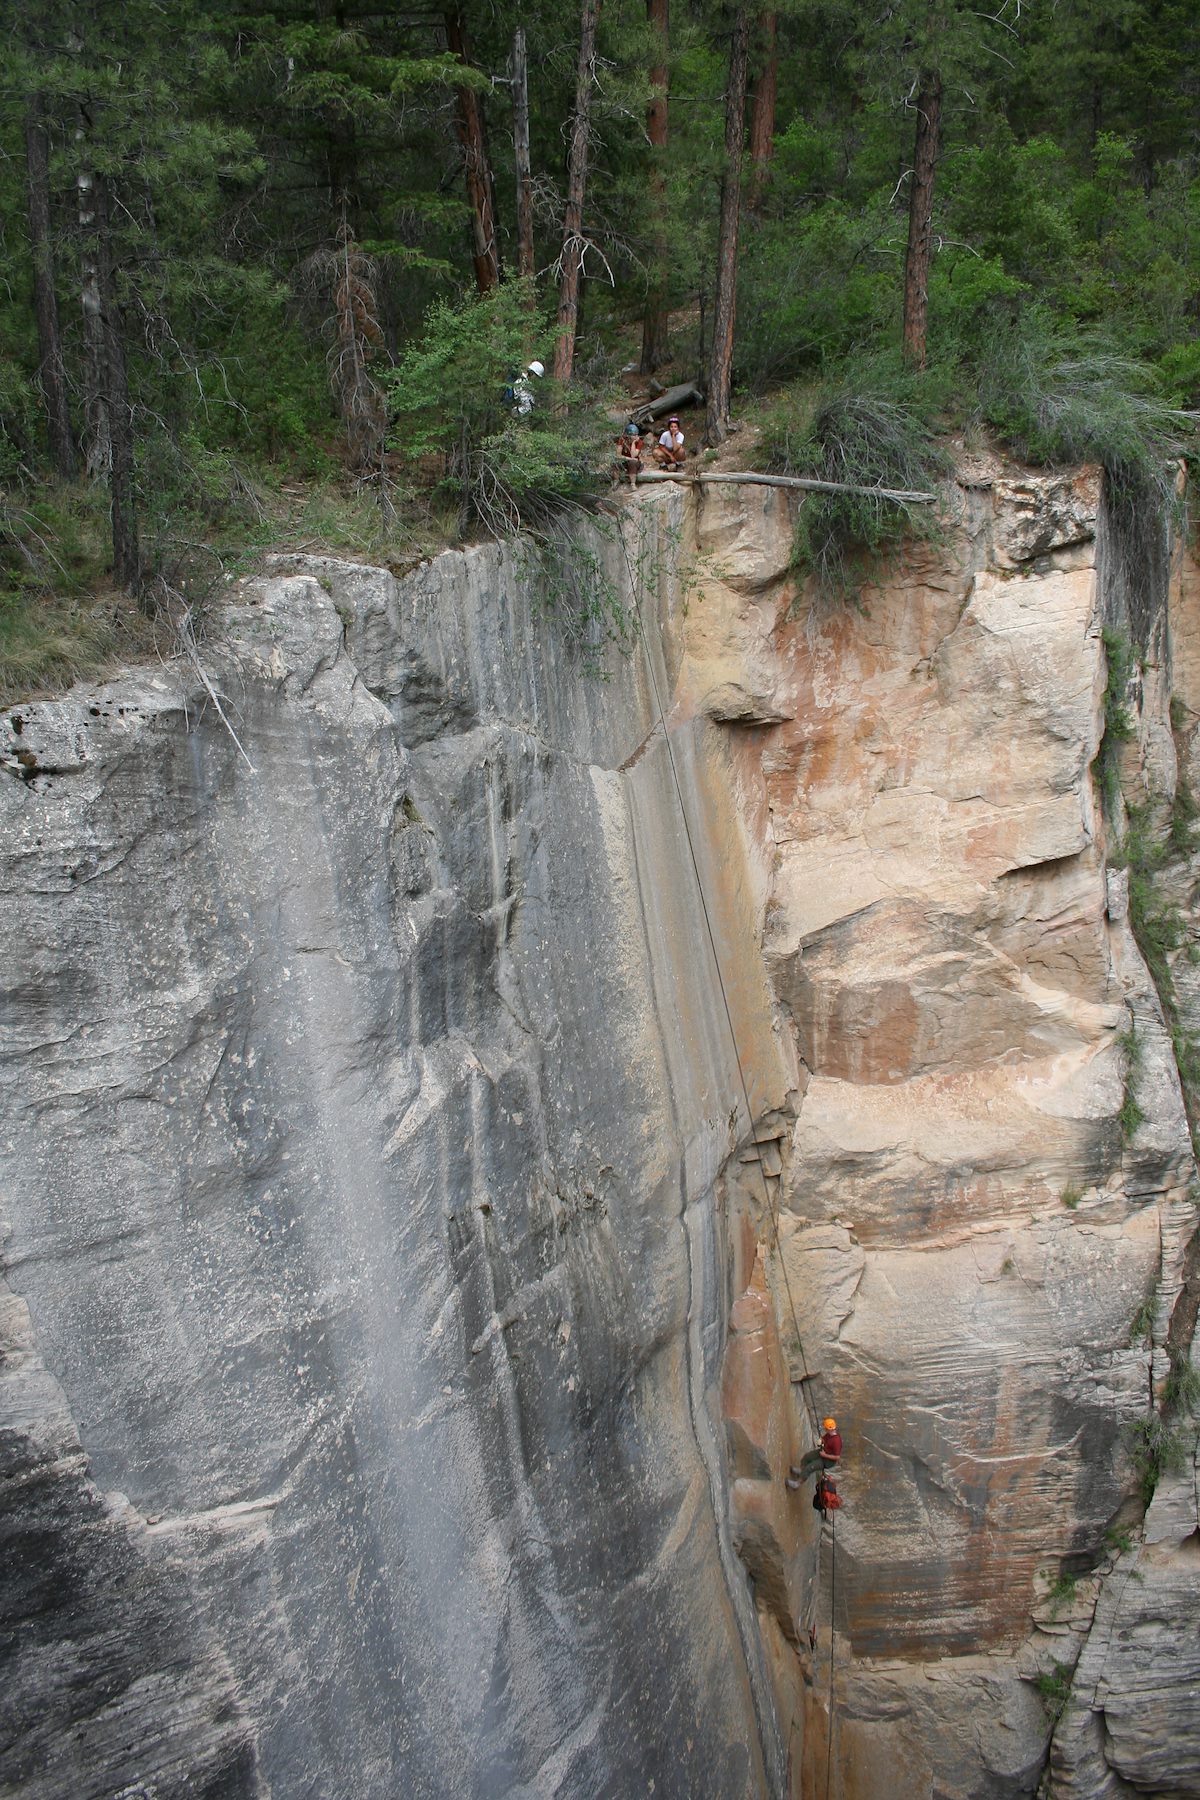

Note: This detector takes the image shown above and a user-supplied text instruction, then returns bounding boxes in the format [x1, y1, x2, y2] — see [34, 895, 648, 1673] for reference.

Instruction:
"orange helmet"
[823, 1418, 837, 1432]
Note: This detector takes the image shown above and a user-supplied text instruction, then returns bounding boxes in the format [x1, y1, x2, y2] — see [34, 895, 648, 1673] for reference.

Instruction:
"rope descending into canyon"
[614, 513, 820, 1438]
[616, 506, 845, 1792]
[826, 1507, 837, 1800]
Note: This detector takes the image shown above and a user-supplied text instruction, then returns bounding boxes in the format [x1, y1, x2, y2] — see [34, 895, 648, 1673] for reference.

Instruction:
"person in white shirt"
[653, 415, 686, 467]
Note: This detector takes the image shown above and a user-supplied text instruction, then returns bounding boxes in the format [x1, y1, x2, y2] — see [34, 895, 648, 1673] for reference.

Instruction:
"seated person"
[616, 422, 644, 486]
[652, 415, 686, 467]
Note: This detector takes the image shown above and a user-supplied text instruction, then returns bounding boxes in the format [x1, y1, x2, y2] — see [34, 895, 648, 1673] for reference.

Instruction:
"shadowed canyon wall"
[2, 469, 1198, 1799]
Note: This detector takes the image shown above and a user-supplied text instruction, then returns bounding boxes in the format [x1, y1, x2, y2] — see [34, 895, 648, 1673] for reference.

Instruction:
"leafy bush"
[1033, 1661, 1073, 1721]
[386, 282, 606, 538]
[1045, 1572, 1077, 1619]
[1164, 1352, 1200, 1416]
[974, 315, 1189, 497]
[758, 357, 950, 599]
[1093, 628, 1138, 821]
[1127, 1413, 1188, 1506]
[737, 194, 895, 390]
[1129, 1282, 1157, 1348]
[1117, 1021, 1147, 1145]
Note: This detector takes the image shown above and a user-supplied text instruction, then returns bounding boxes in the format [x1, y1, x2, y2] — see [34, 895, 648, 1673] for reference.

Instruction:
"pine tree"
[707, 5, 750, 442]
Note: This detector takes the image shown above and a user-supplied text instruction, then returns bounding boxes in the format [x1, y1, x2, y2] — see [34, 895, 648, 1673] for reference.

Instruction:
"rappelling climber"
[813, 1474, 842, 1516]
[786, 1417, 842, 1489]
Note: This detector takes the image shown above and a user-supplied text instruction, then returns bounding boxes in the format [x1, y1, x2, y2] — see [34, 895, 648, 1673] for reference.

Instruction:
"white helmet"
[528, 360, 545, 378]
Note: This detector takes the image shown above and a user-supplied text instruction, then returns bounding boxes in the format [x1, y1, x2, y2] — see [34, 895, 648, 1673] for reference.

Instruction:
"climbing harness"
[614, 507, 843, 1792]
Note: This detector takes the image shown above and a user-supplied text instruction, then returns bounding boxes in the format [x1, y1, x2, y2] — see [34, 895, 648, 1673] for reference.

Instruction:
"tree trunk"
[94, 170, 139, 591]
[77, 112, 139, 590]
[76, 143, 110, 482]
[25, 95, 75, 477]
[705, 5, 750, 445]
[511, 28, 535, 290]
[446, 10, 500, 293]
[901, 71, 941, 370]
[746, 11, 777, 211]
[553, 0, 600, 384]
[639, 0, 670, 374]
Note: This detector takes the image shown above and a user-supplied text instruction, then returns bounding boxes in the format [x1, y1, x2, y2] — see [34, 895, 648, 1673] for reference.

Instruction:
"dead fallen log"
[629, 382, 704, 426]
[634, 467, 937, 503]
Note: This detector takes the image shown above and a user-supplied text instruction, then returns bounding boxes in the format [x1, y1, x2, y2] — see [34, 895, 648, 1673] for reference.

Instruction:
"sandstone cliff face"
[1, 469, 1197, 1800]
[0, 520, 796, 1799]
[671, 468, 1200, 1800]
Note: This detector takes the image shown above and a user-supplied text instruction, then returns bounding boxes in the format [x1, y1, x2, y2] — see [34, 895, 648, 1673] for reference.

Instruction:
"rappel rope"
[613, 512, 820, 1438]
[825, 1507, 837, 1800]
[613, 504, 842, 1797]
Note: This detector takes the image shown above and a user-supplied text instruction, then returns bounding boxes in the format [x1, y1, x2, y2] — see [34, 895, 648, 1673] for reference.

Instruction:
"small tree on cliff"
[387, 282, 605, 536]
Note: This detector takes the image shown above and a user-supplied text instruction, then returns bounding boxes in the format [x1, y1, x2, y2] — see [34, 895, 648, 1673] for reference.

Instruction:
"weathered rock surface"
[668, 472, 1200, 1798]
[0, 513, 797, 1799]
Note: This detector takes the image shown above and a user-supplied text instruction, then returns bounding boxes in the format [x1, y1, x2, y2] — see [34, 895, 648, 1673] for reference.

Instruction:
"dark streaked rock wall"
[0, 507, 794, 1799]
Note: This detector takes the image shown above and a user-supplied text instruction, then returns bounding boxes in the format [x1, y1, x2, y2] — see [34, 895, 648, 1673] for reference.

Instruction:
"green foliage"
[0, 485, 155, 699]
[736, 191, 894, 388]
[975, 320, 1188, 484]
[1033, 1661, 1074, 1722]
[758, 358, 949, 600]
[1127, 1413, 1188, 1506]
[1104, 1523, 1135, 1555]
[1045, 1572, 1078, 1620]
[387, 283, 606, 538]
[1169, 779, 1200, 857]
[1060, 1183, 1083, 1211]
[1129, 1283, 1157, 1348]
[519, 524, 635, 663]
[1112, 800, 1200, 1160]
[1093, 628, 1137, 823]
[1115, 1022, 1146, 1145]
[1, 0, 1199, 690]
[1164, 1352, 1200, 1416]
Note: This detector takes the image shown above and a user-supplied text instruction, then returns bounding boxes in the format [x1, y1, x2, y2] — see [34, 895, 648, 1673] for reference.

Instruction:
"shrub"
[1033, 1661, 1073, 1721]
[386, 281, 607, 538]
[1127, 1413, 1188, 1506]
[1116, 1022, 1146, 1145]
[1164, 1352, 1200, 1416]
[1129, 1282, 1157, 1348]
[1045, 1572, 1077, 1619]
[758, 357, 950, 599]
[973, 315, 1190, 580]
[1092, 627, 1137, 822]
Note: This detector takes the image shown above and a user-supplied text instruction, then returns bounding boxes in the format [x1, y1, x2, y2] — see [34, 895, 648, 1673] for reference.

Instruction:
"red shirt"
[821, 1430, 842, 1460]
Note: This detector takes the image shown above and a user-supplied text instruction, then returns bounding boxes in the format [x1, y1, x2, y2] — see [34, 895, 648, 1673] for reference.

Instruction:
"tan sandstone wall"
[653, 466, 1200, 1799]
